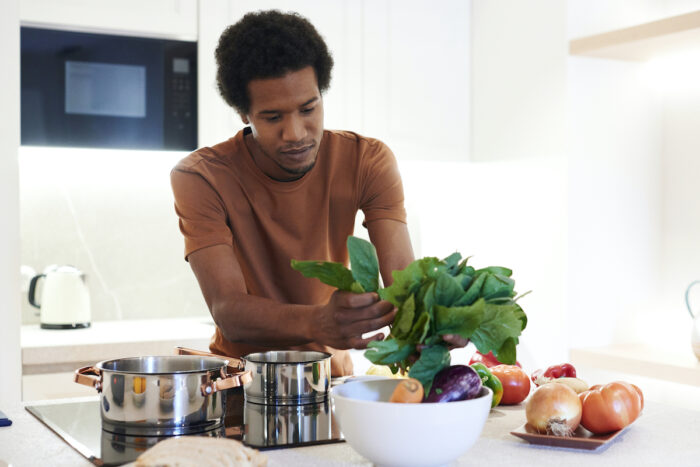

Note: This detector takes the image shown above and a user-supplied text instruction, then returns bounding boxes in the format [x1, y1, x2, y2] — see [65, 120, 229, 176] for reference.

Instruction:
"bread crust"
[135, 436, 267, 467]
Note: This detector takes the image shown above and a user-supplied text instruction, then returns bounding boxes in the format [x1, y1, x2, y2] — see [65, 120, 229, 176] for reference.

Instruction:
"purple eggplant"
[425, 365, 482, 403]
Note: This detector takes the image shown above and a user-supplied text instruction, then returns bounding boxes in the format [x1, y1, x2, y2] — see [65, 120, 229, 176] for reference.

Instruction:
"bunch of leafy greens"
[291, 236, 528, 393]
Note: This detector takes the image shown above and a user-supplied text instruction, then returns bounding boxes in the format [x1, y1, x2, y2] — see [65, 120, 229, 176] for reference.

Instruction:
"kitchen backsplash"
[19, 146, 210, 324]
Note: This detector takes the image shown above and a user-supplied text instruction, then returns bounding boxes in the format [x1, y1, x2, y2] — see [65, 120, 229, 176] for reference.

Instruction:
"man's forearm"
[211, 292, 318, 347]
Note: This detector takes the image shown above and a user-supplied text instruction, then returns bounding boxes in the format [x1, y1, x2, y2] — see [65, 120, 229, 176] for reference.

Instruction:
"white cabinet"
[20, 0, 198, 40]
[362, 0, 470, 161]
[197, 0, 471, 161]
[471, 0, 567, 162]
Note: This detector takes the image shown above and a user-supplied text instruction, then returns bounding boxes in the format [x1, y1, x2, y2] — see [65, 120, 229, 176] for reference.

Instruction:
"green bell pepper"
[470, 362, 503, 407]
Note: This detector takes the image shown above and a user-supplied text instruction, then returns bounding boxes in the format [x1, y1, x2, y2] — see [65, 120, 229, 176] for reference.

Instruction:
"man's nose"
[281, 115, 306, 142]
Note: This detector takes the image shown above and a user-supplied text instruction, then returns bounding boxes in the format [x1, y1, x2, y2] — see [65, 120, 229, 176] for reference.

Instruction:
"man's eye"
[265, 115, 281, 122]
[301, 107, 315, 114]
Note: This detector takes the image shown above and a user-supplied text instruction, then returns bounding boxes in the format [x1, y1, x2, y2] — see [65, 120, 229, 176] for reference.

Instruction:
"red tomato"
[579, 381, 643, 434]
[490, 364, 531, 405]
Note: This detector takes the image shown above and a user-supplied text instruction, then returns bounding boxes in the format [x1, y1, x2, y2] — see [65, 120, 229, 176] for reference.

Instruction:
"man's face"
[242, 66, 324, 181]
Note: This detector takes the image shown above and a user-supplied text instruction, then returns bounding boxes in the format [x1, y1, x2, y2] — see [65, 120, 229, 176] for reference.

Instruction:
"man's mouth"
[280, 144, 314, 160]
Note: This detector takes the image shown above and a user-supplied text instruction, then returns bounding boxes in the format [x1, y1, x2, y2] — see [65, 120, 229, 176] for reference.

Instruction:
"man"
[171, 10, 414, 376]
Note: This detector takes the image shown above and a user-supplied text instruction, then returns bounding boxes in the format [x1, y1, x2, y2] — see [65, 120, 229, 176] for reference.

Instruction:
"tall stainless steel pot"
[74, 355, 252, 435]
[176, 347, 332, 405]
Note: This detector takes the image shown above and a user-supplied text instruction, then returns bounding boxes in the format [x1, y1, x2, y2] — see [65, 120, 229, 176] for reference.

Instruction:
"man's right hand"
[313, 290, 396, 350]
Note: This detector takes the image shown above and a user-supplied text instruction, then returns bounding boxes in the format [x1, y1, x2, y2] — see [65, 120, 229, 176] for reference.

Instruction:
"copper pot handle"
[174, 346, 245, 371]
[174, 346, 252, 395]
[74, 366, 102, 392]
[201, 369, 254, 395]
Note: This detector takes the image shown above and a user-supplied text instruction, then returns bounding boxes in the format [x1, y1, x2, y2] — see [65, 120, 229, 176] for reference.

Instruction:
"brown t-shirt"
[170, 128, 407, 376]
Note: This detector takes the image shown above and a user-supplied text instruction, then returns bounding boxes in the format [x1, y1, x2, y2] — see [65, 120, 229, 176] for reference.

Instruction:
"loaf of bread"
[135, 436, 267, 467]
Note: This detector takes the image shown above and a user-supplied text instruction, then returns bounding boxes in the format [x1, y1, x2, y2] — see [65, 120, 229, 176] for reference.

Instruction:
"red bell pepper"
[531, 363, 577, 385]
[468, 351, 521, 368]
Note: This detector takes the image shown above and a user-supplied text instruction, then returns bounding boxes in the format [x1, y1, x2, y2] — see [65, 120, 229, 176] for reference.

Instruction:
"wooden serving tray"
[510, 423, 629, 450]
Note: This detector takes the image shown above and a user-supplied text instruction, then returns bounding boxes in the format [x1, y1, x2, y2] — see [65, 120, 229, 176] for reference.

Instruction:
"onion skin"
[525, 383, 582, 436]
[545, 377, 589, 394]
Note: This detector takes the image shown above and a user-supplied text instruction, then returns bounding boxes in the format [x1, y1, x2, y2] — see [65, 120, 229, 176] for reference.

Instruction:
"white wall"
[659, 81, 700, 338]
[0, 0, 21, 407]
[566, 56, 663, 347]
[469, 0, 569, 364]
[471, 0, 568, 162]
[20, 0, 198, 40]
[566, 0, 700, 349]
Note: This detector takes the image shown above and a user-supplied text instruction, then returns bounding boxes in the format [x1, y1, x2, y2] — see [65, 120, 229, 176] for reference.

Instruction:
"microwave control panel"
[164, 46, 197, 150]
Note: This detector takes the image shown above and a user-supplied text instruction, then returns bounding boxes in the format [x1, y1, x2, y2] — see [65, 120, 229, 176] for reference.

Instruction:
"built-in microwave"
[21, 26, 197, 151]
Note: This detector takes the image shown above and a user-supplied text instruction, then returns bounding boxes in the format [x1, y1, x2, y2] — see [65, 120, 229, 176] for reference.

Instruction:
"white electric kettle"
[28, 265, 91, 329]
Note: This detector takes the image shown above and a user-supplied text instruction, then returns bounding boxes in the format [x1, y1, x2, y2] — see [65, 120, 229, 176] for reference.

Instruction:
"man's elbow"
[210, 302, 244, 343]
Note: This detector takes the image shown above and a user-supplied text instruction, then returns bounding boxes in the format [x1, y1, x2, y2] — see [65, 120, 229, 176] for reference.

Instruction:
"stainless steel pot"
[74, 355, 252, 436]
[176, 347, 332, 405]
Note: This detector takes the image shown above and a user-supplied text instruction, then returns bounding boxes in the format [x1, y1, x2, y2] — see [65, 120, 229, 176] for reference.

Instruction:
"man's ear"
[239, 113, 249, 125]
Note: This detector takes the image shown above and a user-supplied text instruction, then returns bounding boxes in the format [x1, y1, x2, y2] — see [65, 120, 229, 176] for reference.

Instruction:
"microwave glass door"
[21, 27, 197, 151]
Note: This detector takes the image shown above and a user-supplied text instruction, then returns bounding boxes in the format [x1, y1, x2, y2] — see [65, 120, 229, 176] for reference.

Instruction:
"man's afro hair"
[215, 10, 334, 115]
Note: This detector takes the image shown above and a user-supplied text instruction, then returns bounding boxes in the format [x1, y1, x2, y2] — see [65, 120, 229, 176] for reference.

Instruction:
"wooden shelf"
[569, 10, 700, 61]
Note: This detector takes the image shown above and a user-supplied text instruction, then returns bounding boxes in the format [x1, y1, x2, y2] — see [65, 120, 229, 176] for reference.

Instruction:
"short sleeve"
[357, 140, 407, 225]
[171, 168, 233, 260]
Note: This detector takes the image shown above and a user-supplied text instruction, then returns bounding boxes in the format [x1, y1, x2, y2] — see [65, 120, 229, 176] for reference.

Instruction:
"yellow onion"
[525, 382, 582, 436]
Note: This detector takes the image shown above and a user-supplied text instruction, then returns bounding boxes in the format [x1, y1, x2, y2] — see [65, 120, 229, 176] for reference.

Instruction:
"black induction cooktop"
[26, 387, 343, 466]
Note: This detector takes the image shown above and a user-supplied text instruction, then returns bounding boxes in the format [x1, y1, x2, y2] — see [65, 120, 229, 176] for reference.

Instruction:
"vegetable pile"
[523, 361, 645, 436]
[291, 236, 528, 395]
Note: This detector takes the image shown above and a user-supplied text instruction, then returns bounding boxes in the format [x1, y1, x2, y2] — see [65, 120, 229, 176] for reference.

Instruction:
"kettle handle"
[27, 274, 45, 310]
[686, 281, 700, 319]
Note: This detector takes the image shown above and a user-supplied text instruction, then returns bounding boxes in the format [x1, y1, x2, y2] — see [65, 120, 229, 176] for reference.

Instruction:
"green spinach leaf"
[481, 273, 516, 300]
[494, 336, 517, 364]
[476, 266, 513, 277]
[364, 339, 414, 366]
[455, 272, 486, 306]
[433, 272, 465, 307]
[391, 293, 416, 339]
[434, 298, 485, 339]
[290, 260, 361, 292]
[347, 236, 380, 293]
[379, 259, 426, 306]
[469, 301, 526, 364]
[443, 252, 462, 275]
[407, 311, 431, 344]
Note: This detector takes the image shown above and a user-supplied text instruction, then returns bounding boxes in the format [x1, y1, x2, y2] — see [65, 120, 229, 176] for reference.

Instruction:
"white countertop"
[2, 395, 700, 467]
[21, 317, 214, 374]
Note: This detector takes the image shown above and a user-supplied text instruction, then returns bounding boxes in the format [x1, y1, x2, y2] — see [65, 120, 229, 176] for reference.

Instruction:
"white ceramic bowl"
[332, 378, 492, 467]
